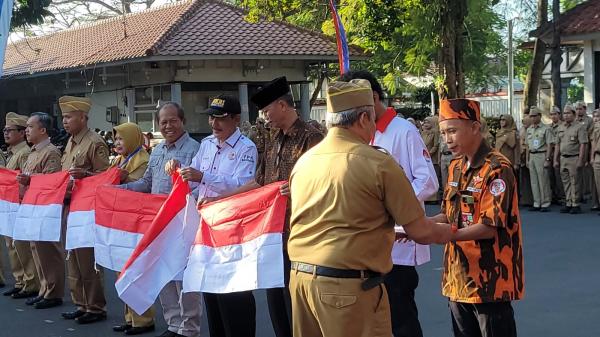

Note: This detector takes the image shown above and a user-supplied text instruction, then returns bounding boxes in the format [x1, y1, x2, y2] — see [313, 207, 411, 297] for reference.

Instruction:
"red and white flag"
[115, 173, 199, 315]
[65, 168, 120, 250]
[94, 185, 167, 271]
[13, 171, 70, 242]
[183, 181, 287, 294]
[0, 168, 20, 237]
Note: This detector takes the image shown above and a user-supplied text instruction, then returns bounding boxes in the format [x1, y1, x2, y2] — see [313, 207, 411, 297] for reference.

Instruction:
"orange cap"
[439, 99, 481, 122]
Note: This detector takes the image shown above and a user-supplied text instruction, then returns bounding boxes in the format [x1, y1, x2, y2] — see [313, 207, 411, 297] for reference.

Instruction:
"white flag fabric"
[115, 173, 199, 315]
[183, 181, 287, 294]
[13, 171, 70, 242]
[0, 0, 14, 78]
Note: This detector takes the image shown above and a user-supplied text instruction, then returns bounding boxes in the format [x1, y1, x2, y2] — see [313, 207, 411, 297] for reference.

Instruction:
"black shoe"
[35, 298, 63, 309]
[113, 324, 133, 332]
[560, 206, 572, 213]
[529, 207, 540, 212]
[570, 206, 582, 214]
[26, 295, 43, 305]
[157, 331, 185, 337]
[12, 290, 38, 299]
[539, 207, 550, 213]
[75, 312, 107, 324]
[125, 325, 155, 335]
[62, 309, 86, 319]
[3, 287, 22, 296]
[591, 206, 600, 211]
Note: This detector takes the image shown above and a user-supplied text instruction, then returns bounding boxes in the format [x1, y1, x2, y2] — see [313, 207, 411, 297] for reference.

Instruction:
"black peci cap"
[250, 76, 291, 110]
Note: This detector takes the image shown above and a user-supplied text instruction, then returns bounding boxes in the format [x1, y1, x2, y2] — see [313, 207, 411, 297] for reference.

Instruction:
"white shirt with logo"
[373, 116, 439, 266]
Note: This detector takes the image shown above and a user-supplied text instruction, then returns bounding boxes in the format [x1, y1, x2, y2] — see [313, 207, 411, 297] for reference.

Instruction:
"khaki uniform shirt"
[549, 122, 561, 145]
[557, 122, 588, 156]
[0, 151, 6, 167]
[288, 128, 424, 274]
[592, 122, 600, 163]
[22, 138, 62, 174]
[6, 141, 31, 171]
[61, 128, 110, 173]
[526, 123, 552, 153]
[577, 115, 594, 140]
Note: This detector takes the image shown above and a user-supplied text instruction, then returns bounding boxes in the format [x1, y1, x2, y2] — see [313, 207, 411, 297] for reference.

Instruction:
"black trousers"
[449, 301, 517, 337]
[204, 291, 256, 337]
[266, 249, 292, 337]
[384, 265, 423, 337]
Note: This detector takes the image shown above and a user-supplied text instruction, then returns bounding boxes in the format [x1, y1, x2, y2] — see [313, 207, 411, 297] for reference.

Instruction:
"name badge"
[570, 136, 576, 141]
[533, 139, 540, 148]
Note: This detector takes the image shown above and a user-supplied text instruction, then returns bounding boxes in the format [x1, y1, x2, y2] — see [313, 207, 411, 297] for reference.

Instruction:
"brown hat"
[439, 99, 481, 122]
[59, 96, 92, 114]
[528, 106, 542, 116]
[5, 112, 28, 128]
[326, 79, 374, 113]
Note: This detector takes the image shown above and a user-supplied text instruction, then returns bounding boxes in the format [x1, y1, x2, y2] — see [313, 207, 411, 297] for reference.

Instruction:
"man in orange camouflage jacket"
[437, 98, 525, 337]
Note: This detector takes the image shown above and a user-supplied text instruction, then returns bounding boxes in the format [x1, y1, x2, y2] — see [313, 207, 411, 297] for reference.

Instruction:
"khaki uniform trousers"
[528, 152, 552, 208]
[63, 205, 106, 313]
[3, 236, 39, 292]
[290, 271, 392, 337]
[31, 240, 65, 299]
[561, 156, 581, 207]
[159, 280, 203, 336]
[116, 272, 155, 328]
[593, 160, 600, 209]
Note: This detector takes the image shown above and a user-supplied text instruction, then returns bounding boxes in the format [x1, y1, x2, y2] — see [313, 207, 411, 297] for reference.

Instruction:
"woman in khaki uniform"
[495, 114, 520, 169]
[421, 116, 440, 202]
[110, 122, 155, 335]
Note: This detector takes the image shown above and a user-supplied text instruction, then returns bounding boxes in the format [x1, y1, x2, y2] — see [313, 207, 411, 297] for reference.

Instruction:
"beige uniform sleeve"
[89, 140, 110, 173]
[379, 156, 425, 225]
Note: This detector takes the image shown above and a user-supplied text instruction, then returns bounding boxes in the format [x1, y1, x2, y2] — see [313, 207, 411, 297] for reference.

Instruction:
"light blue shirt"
[189, 128, 257, 199]
[124, 132, 200, 195]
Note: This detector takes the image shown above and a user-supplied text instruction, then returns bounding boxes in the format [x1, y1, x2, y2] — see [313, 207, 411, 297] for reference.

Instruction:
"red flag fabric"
[94, 185, 167, 271]
[0, 168, 20, 237]
[66, 168, 121, 250]
[183, 181, 287, 294]
[13, 171, 70, 242]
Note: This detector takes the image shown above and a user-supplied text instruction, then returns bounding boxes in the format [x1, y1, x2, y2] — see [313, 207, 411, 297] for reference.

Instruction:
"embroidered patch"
[461, 212, 474, 226]
[241, 154, 255, 163]
[489, 179, 506, 196]
[467, 186, 482, 193]
[423, 149, 431, 160]
[472, 176, 483, 185]
[228, 152, 236, 160]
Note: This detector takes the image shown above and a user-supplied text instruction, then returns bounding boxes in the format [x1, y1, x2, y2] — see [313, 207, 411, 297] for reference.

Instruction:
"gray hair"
[326, 105, 375, 128]
[155, 101, 185, 123]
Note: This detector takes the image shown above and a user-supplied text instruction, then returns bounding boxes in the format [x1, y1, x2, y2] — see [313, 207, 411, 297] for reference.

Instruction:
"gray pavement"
[0, 204, 599, 337]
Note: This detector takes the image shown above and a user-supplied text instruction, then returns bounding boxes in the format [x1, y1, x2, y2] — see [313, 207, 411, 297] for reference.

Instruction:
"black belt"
[530, 151, 546, 154]
[442, 151, 452, 155]
[561, 154, 578, 158]
[291, 262, 384, 290]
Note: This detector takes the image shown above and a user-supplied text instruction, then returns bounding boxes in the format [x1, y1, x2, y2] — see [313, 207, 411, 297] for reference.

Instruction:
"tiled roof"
[533, 0, 600, 39]
[3, 0, 364, 79]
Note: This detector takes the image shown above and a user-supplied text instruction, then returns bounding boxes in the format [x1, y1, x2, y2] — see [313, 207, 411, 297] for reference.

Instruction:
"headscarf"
[495, 114, 517, 149]
[420, 117, 438, 150]
[111, 122, 150, 174]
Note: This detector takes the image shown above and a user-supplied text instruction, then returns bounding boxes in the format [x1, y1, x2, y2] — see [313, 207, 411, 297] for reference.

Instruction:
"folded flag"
[0, 168, 20, 237]
[13, 171, 70, 242]
[65, 168, 121, 250]
[94, 185, 167, 271]
[115, 173, 199, 315]
[183, 181, 288, 294]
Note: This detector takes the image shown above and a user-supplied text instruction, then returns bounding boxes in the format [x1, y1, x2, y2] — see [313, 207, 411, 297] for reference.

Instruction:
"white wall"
[86, 90, 127, 132]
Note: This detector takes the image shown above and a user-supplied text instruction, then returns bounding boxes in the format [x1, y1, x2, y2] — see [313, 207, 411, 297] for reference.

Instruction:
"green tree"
[11, 0, 52, 29]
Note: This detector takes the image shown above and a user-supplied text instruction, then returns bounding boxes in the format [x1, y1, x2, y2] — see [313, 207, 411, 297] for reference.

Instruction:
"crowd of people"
[3, 68, 596, 337]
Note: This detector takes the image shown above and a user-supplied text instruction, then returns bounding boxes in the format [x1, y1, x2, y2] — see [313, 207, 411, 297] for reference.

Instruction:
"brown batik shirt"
[256, 118, 324, 241]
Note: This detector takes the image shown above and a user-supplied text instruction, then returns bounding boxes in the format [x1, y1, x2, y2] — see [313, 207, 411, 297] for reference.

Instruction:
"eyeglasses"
[3, 128, 21, 134]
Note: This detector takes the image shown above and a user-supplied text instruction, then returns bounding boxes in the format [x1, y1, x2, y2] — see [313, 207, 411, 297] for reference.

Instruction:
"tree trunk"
[310, 72, 326, 109]
[522, 0, 548, 111]
[550, 0, 562, 109]
[437, 0, 467, 99]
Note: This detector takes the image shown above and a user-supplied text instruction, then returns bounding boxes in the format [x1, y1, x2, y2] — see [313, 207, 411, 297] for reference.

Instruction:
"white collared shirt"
[189, 128, 258, 199]
[373, 116, 439, 266]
